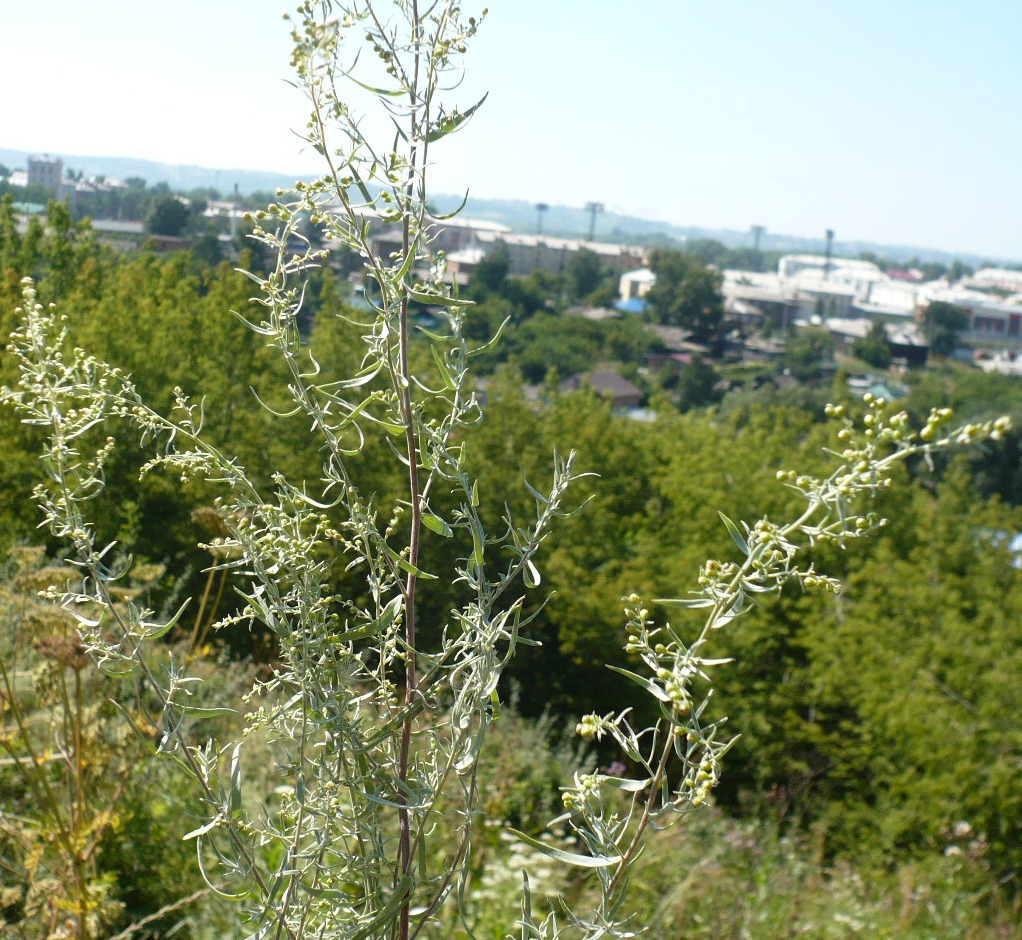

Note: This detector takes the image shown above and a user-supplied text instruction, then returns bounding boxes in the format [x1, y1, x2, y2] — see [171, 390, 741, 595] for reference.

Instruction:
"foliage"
[618, 810, 1021, 940]
[785, 326, 834, 381]
[471, 244, 510, 294]
[646, 249, 725, 341]
[0, 3, 1017, 939]
[564, 249, 604, 303]
[145, 194, 191, 237]
[674, 354, 723, 411]
[0, 548, 214, 939]
[6, 4, 585, 938]
[851, 320, 892, 369]
[470, 311, 657, 383]
[924, 300, 970, 357]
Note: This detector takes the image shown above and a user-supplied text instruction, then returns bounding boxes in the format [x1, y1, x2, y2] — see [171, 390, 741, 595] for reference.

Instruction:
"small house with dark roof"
[560, 369, 643, 410]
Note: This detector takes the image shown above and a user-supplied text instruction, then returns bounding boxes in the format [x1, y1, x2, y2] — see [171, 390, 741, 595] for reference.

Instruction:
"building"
[716, 256, 1022, 352]
[825, 317, 929, 367]
[471, 230, 645, 278]
[721, 269, 800, 332]
[966, 268, 1022, 294]
[441, 246, 486, 279]
[619, 268, 657, 301]
[27, 155, 64, 196]
[560, 368, 643, 410]
[925, 286, 1022, 344]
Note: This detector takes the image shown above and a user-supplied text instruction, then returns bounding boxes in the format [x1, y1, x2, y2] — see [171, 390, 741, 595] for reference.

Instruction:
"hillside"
[1, 145, 1014, 268]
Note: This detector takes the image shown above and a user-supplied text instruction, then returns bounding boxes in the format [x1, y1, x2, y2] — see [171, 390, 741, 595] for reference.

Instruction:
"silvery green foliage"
[1, 2, 1011, 939]
[515, 398, 1010, 938]
[3, 4, 583, 939]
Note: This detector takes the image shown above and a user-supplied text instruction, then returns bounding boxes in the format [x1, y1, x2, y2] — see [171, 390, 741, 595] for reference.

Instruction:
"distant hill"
[438, 195, 1016, 270]
[0, 148, 301, 199]
[1, 147, 1015, 268]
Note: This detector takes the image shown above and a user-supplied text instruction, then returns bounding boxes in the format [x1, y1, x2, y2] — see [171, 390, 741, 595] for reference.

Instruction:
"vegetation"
[646, 248, 725, 341]
[924, 300, 970, 357]
[851, 320, 893, 369]
[0, 3, 1020, 940]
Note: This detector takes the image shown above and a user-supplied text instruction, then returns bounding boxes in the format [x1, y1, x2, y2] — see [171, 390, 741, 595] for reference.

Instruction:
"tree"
[2, 3, 1011, 939]
[470, 242, 509, 293]
[946, 259, 974, 283]
[646, 249, 725, 341]
[785, 326, 834, 381]
[925, 300, 969, 356]
[684, 238, 729, 267]
[191, 232, 224, 267]
[851, 320, 892, 368]
[145, 194, 190, 237]
[119, 177, 149, 220]
[566, 247, 604, 301]
[675, 354, 723, 411]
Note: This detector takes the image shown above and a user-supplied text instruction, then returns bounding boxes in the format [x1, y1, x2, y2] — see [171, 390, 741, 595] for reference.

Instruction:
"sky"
[4, 0, 1022, 261]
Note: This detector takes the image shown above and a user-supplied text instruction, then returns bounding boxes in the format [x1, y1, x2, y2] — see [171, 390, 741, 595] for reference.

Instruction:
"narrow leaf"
[719, 512, 750, 556]
[606, 665, 672, 703]
[655, 595, 715, 609]
[507, 827, 621, 868]
[421, 513, 453, 538]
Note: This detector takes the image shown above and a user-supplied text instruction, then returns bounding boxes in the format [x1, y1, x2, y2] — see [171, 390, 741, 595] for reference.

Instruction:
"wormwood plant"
[0, 2, 1010, 939]
[0, 548, 131, 938]
[0, 550, 208, 940]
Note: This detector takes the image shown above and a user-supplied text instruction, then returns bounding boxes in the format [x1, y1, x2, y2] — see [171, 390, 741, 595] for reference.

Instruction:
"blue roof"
[615, 298, 647, 315]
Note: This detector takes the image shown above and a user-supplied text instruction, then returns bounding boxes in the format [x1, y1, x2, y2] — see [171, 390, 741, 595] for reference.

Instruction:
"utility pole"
[535, 202, 548, 235]
[584, 201, 604, 243]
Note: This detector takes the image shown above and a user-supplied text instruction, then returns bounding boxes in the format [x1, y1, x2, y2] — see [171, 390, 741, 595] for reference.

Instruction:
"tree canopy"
[646, 249, 725, 341]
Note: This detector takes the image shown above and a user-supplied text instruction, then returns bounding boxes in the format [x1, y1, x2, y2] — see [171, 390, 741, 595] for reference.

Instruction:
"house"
[560, 369, 643, 410]
[825, 317, 929, 367]
[721, 269, 800, 332]
[619, 267, 657, 301]
[444, 246, 487, 279]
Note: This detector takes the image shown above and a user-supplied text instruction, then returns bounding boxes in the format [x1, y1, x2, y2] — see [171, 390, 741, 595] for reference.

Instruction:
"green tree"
[191, 232, 224, 267]
[851, 320, 892, 368]
[119, 177, 149, 220]
[647, 249, 724, 341]
[947, 259, 974, 283]
[785, 326, 834, 381]
[925, 300, 969, 356]
[470, 242, 510, 293]
[684, 238, 729, 267]
[566, 247, 604, 301]
[675, 354, 723, 411]
[145, 194, 190, 236]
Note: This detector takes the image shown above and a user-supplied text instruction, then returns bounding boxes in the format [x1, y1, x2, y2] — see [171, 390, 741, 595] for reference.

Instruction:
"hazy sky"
[5, 1, 1021, 260]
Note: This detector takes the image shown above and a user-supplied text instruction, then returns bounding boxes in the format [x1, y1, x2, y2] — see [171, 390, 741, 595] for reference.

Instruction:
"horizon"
[1, 144, 1015, 267]
[4, 1, 1021, 263]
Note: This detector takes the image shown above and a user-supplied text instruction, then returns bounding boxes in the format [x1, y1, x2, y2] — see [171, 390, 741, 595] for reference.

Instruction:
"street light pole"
[584, 201, 604, 242]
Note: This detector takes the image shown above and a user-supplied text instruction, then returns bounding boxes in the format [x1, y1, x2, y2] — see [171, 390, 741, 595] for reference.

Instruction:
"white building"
[619, 268, 657, 301]
[966, 268, 1022, 294]
[919, 282, 1022, 344]
[471, 230, 645, 277]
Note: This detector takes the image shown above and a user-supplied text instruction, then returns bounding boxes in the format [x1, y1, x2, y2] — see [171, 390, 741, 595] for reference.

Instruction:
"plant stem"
[397, 6, 423, 938]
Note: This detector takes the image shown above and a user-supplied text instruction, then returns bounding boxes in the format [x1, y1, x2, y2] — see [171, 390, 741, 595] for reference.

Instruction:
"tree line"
[1, 202, 1021, 883]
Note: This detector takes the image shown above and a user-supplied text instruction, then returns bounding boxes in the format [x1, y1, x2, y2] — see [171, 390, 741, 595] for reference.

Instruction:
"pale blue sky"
[5, 1, 1021, 260]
